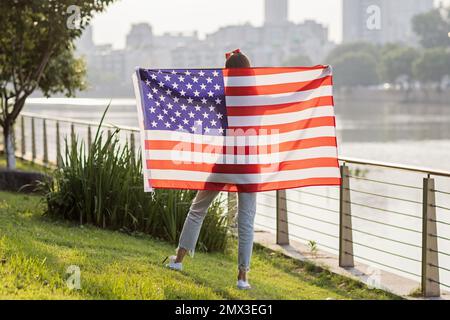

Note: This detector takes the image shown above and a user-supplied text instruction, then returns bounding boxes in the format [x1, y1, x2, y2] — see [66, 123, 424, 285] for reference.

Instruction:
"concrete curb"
[253, 229, 450, 300]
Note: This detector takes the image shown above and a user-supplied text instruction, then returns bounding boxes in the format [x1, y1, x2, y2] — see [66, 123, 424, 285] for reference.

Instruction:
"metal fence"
[254, 159, 450, 297]
[12, 112, 140, 166]
[5, 112, 450, 297]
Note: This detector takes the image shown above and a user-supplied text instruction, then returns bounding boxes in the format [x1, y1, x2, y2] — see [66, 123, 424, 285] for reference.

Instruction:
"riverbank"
[334, 87, 450, 105]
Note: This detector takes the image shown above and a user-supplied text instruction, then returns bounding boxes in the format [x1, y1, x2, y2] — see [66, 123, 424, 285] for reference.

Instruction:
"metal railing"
[254, 157, 450, 297]
[11, 112, 140, 166]
[4, 111, 450, 297]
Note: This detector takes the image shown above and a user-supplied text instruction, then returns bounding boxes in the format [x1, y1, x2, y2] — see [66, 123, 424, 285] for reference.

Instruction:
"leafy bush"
[40, 112, 229, 252]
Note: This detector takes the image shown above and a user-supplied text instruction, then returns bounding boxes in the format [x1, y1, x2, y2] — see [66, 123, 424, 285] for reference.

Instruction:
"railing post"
[227, 192, 237, 222]
[70, 123, 75, 147]
[107, 129, 112, 151]
[421, 177, 440, 297]
[130, 132, 136, 161]
[20, 116, 26, 158]
[12, 125, 16, 156]
[56, 121, 61, 167]
[42, 119, 48, 164]
[276, 190, 289, 245]
[87, 125, 92, 151]
[31, 117, 36, 162]
[339, 164, 354, 267]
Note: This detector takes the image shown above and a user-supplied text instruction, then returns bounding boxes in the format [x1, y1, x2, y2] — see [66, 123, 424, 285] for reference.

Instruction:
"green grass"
[0, 191, 401, 300]
[0, 156, 47, 172]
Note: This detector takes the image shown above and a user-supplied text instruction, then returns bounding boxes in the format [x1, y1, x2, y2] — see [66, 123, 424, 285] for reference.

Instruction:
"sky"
[90, 0, 447, 49]
[90, 0, 343, 48]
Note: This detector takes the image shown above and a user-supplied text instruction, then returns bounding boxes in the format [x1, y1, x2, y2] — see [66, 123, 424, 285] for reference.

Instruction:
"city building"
[75, 0, 335, 96]
[342, 0, 434, 45]
[126, 23, 153, 49]
[264, 0, 288, 25]
[76, 25, 95, 54]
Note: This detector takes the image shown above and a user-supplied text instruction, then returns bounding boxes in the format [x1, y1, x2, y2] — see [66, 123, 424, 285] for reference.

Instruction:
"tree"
[282, 54, 312, 67]
[0, 0, 114, 169]
[325, 42, 381, 88]
[325, 42, 380, 65]
[331, 52, 379, 88]
[412, 8, 450, 49]
[413, 48, 450, 87]
[379, 46, 420, 85]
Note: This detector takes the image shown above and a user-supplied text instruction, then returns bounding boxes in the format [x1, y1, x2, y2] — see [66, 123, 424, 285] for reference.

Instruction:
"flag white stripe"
[144, 126, 336, 146]
[228, 105, 335, 127]
[148, 167, 340, 184]
[145, 146, 338, 164]
[223, 68, 331, 87]
[225, 85, 333, 106]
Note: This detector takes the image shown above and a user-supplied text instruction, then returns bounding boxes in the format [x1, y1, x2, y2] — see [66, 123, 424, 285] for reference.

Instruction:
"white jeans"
[178, 190, 257, 272]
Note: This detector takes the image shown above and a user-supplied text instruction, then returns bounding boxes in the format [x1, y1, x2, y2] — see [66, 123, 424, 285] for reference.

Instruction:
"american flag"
[133, 66, 340, 192]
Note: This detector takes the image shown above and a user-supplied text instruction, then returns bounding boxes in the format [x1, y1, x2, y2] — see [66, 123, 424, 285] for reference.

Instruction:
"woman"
[166, 50, 257, 290]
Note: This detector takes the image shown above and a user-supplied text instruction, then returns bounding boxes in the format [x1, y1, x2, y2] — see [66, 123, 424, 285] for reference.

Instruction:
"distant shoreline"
[27, 87, 450, 106]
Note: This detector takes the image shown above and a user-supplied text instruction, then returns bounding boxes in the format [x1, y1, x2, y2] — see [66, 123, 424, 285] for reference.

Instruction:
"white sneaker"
[237, 279, 252, 290]
[165, 255, 182, 271]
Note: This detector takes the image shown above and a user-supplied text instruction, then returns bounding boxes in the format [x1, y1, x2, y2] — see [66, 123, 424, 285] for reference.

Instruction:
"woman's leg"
[236, 192, 257, 281]
[176, 190, 220, 263]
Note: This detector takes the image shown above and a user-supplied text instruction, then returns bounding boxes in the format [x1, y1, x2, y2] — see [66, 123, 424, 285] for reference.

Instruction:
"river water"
[23, 96, 450, 170]
[22, 96, 450, 291]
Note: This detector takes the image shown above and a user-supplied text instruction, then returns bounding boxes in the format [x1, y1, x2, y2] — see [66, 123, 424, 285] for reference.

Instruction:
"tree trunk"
[2, 97, 27, 170]
[3, 124, 16, 170]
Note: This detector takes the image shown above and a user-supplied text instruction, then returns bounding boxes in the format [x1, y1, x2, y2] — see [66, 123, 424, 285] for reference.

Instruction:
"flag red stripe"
[145, 137, 336, 154]
[146, 158, 338, 174]
[222, 65, 327, 77]
[224, 76, 332, 96]
[226, 96, 334, 116]
[149, 177, 341, 192]
[228, 116, 336, 133]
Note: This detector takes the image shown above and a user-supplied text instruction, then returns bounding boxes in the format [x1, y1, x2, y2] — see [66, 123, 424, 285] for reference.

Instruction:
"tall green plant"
[41, 109, 229, 252]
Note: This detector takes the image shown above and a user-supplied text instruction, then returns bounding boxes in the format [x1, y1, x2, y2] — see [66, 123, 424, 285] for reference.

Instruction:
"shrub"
[40, 111, 229, 252]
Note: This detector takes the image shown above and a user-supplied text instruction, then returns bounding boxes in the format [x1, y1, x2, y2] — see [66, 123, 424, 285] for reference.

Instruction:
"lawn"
[0, 191, 400, 300]
[0, 156, 48, 172]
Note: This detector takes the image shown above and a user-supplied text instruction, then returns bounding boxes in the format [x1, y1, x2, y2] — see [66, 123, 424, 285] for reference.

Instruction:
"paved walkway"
[254, 229, 450, 300]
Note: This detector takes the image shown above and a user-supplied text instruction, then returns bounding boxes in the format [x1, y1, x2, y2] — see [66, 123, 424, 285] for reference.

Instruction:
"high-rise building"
[76, 25, 95, 54]
[126, 23, 154, 49]
[342, 0, 434, 45]
[264, 0, 288, 25]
